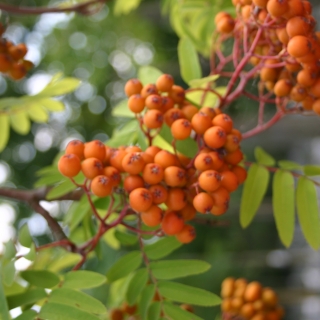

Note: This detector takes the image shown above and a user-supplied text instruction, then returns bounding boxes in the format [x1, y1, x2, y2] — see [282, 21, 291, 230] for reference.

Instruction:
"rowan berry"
[211, 187, 231, 206]
[287, 35, 312, 58]
[91, 175, 113, 197]
[141, 205, 163, 227]
[143, 109, 164, 129]
[161, 96, 175, 112]
[267, 0, 289, 18]
[244, 281, 263, 302]
[81, 158, 104, 179]
[208, 151, 225, 170]
[198, 170, 221, 192]
[302, 95, 315, 110]
[145, 94, 163, 110]
[214, 12, 230, 25]
[154, 150, 178, 168]
[179, 203, 196, 221]
[240, 303, 255, 318]
[109, 149, 127, 172]
[141, 83, 158, 98]
[191, 112, 212, 135]
[232, 165, 247, 184]
[193, 192, 214, 214]
[145, 146, 162, 158]
[0, 54, 11, 72]
[58, 154, 81, 178]
[142, 163, 164, 185]
[122, 152, 145, 175]
[199, 107, 217, 119]
[171, 119, 192, 140]
[283, 0, 305, 19]
[84, 140, 106, 162]
[103, 166, 121, 187]
[252, 0, 268, 8]
[128, 94, 145, 113]
[224, 149, 244, 165]
[273, 79, 293, 97]
[221, 277, 235, 298]
[210, 204, 228, 216]
[129, 188, 153, 212]
[220, 170, 239, 192]
[194, 153, 214, 171]
[122, 302, 137, 315]
[124, 79, 143, 97]
[149, 184, 168, 204]
[123, 175, 145, 193]
[276, 28, 289, 45]
[9, 62, 26, 80]
[309, 78, 320, 98]
[169, 85, 185, 104]
[156, 74, 174, 92]
[203, 126, 227, 149]
[286, 16, 313, 38]
[262, 288, 278, 307]
[290, 85, 307, 102]
[312, 99, 320, 114]
[165, 188, 187, 211]
[164, 108, 184, 127]
[8, 43, 27, 61]
[175, 224, 196, 243]
[181, 104, 199, 121]
[109, 308, 124, 320]
[65, 140, 85, 160]
[224, 134, 240, 153]
[161, 211, 185, 235]
[216, 15, 235, 34]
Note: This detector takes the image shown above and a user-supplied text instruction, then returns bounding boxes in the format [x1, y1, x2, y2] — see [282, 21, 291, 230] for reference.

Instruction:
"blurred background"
[0, 0, 320, 319]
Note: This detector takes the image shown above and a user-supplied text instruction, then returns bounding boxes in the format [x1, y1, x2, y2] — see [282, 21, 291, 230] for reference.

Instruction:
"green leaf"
[49, 288, 107, 314]
[0, 274, 10, 320]
[63, 271, 106, 289]
[296, 177, 320, 249]
[185, 90, 218, 108]
[178, 37, 202, 83]
[188, 75, 219, 87]
[107, 120, 139, 147]
[38, 77, 81, 96]
[46, 178, 79, 200]
[7, 288, 47, 309]
[240, 164, 270, 228]
[38, 302, 101, 320]
[254, 147, 275, 166]
[18, 224, 33, 248]
[106, 251, 142, 282]
[27, 104, 48, 122]
[48, 252, 82, 273]
[21, 270, 60, 289]
[138, 66, 163, 85]
[139, 284, 156, 320]
[114, 230, 138, 246]
[158, 281, 221, 306]
[147, 302, 161, 320]
[114, 0, 142, 15]
[24, 243, 36, 261]
[145, 236, 182, 260]
[126, 268, 149, 305]
[163, 302, 203, 320]
[0, 113, 9, 152]
[112, 99, 134, 118]
[40, 98, 65, 111]
[303, 165, 320, 176]
[10, 111, 30, 135]
[14, 310, 37, 320]
[3, 240, 16, 260]
[272, 170, 295, 248]
[2, 260, 16, 287]
[278, 160, 302, 171]
[150, 259, 210, 280]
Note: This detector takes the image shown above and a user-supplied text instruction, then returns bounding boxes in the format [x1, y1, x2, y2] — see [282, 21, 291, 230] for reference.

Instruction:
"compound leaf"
[144, 237, 182, 260]
[126, 268, 149, 306]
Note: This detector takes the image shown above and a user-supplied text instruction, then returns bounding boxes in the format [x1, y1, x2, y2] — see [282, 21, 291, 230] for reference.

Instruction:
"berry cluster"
[0, 23, 32, 80]
[58, 74, 247, 244]
[214, 0, 320, 114]
[221, 278, 284, 320]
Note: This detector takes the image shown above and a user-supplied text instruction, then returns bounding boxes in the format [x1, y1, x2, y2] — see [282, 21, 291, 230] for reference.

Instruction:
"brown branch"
[0, 0, 108, 16]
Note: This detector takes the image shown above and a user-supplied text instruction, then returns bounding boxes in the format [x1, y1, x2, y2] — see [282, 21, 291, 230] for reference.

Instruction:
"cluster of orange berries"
[0, 23, 32, 80]
[214, 0, 320, 114]
[221, 278, 284, 320]
[58, 73, 247, 244]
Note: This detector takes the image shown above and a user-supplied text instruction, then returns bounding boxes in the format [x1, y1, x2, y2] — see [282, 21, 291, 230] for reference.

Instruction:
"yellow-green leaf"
[40, 98, 65, 111]
[39, 77, 81, 96]
[10, 111, 30, 135]
[254, 146, 275, 166]
[138, 66, 163, 85]
[296, 177, 320, 249]
[114, 0, 142, 15]
[27, 104, 48, 122]
[272, 170, 295, 248]
[188, 75, 219, 87]
[0, 113, 9, 152]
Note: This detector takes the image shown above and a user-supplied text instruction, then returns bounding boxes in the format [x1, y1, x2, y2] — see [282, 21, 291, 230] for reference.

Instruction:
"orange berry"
[8, 43, 27, 60]
[145, 94, 163, 110]
[276, 28, 289, 45]
[81, 158, 104, 179]
[193, 192, 214, 214]
[262, 287, 278, 307]
[141, 205, 163, 227]
[161, 211, 185, 235]
[149, 184, 168, 204]
[191, 112, 212, 135]
[123, 175, 145, 193]
[9, 62, 26, 80]
[175, 224, 196, 243]
[124, 79, 143, 97]
[240, 303, 255, 318]
[129, 188, 153, 212]
[164, 108, 184, 127]
[312, 99, 320, 114]
[244, 281, 263, 302]
[164, 166, 187, 187]
[141, 83, 158, 98]
[110, 148, 127, 172]
[252, 0, 268, 8]
[309, 78, 320, 98]
[165, 188, 187, 211]
[208, 151, 225, 170]
[221, 277, 235, 298]
[194, 153, 214, 171]
[220, 170, 239, 192]
[210, 204, 228, 216]
[161, 96, 175, 112]
[224, 134, 240, 153]
[58, 154, 81, 178]
[283, 0, 305, 19]
[65, 140, 85, 160]
[287, 35, 312, 58]
[145, 146, 162, 158]
[154, 150, 178, 168]
[181, 104, 199, 121]
[266, 0, 289, 17]
[198, 170, 221, 192]
[84, 140, 106, 162]
[297, 68, 318, 87]
[273, 79, 293, 97]
[290, 84, 307, 102]
[103, 166, 121, 187]
[211, 187, 230, 206]
[232, 165, 247, 184]
[91, 175, 112, 197]
[142, 163, 164, 185]
[128, 94, 145, 113]
[199, 107, 216, 119]
[216, 15, 235, 34]
[286, 16, 313, 38]
[143, 109, 164, 129]
[122, 152, 145, 175]
[171, 119, 192, 140]
[203, 126, 227, 149]
[212, 114, 233, 134]
[224, 149, 244, 165]
[0, 53, 12, 72]
[179, 203, 196, 221]
[156, 74, 174, 92]
[169, 85, 185, 104]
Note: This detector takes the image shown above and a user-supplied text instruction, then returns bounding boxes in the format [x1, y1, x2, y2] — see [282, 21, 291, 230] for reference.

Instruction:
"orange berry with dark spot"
[224, 149, 244, 165]
[161, 96, 175, 112]
[8, 43, 27, 60]
[141, 83, 158, 98]
[143, 109, 164, 129]
[171, 119, 192, 140]
[211, 187, 230, 206]
[179, 203, 196, 221]
[128, 94, 145, 113]
[287, 35, 312, 58]
[191, 112, 212, 135]
[176, 224, 196, 243]
[81, 158, 104, 179]
[65, 140, 85, 160]
[212, 114, 233, 134]
[149, 184, 168, 204]
[103, 166, 121, 187]
[141, 205, 163, 227]
[193, 192, 214, 214]
[220, 170, 239, 192]
[154, 150, 179, 168]
[164, 108, 184, 127]
[198, 170, 221, 192]
[194, 153, 214, 171]
[203, 126, 227, 149]
[161, 211, 185, 235]
[124, 79, 143, 97]
[58, 154, 81, 177]
[9, 62, 26, 80]
[164, 166, 187, 187]
[0, 53, 12, 72]
[169, 85, 185, 104]
[267, 0, 289, 17]
[84, 140, 106, 162]
[122, 152, 145, 175]
[91, 175, 112, 197]
[273, 79, 293, 97]
[110, 148, 127, 172]
[129, 188, 153, 212]
[165, 188, 187, 211]
[124, 175, 145, 193]
[145, 94, 163, 110]
[210, 204, 228, 216]
[143, 163, 164, 185]
[224, 134, 240, 153]
[199, 107, 216, 119]
[181, 104, 199, 121]
[156, 74, 174, 92]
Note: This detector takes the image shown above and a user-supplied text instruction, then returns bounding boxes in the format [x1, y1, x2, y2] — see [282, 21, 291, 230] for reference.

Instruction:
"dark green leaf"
[139, 284, 156, 320]
[303, 165, 320, 176]
[150, 259, 210, 279]
[240, 164, 270, 228]
[21, 270, 60, 288]
[272, 170, 295, 247]
[38, 302, 101, 320]
[147, 302, 161, 320]
[163, 302, 203, 320]
[278, 160, 302, 171]
[126, 268, 149, 305]
[145, 237, 182, 260]
[0, 274, 10, 320]
[63, 271, 106, 289]
[178, 37, 202, 83]
[49, 288, 107, 314]
[14, 310, 37, 320]
[254, 147, 275, 166]
[138, 66, 163, 85]
[296, 177, 320, 249]
[7, 288, 47, 309]
[114, 230, 138, 246]
[106, 251, 142, 282]
[158, 281, 221, 306]
[18, 224, 33, 248]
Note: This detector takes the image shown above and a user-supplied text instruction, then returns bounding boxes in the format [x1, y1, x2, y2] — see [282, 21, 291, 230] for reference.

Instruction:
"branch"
[0, 0, 108, 16]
